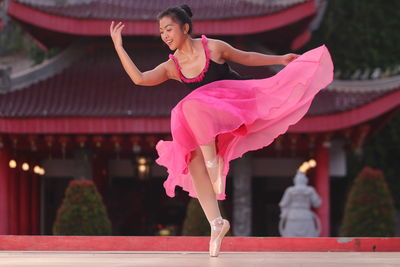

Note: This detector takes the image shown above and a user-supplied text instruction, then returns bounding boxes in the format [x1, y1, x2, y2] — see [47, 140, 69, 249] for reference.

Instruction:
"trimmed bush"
[182, 198, 230, 236]
[53, 180, 112, 235]
[340, 166, 396, 237]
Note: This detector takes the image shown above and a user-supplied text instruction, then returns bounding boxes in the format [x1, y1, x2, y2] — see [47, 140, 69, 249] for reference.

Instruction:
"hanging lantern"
[44, 135, 55, 159]
[9, 135, 19, 169]
[44, 135, 55, 148]
[290, 134, 298, 156]
[111, 135, 123, 159]
[145, 135, 158, 149]
[75, 135, 87, 148]
[129, 135, 142, 154]
[57, 135, 70, 159]
[28, 135, 38, 151]
[93, 135, 104, 148]
[111, 135, 122, 151]
[343, 128, 352, 139]
[308, 134, 317, 156]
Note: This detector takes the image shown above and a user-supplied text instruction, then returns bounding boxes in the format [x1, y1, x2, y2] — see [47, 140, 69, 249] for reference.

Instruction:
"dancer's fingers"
[115, 24, 125, 34]
[112, 22, 122, 33]
[117, 24, 125, 33]
[110, 21, 114, 34]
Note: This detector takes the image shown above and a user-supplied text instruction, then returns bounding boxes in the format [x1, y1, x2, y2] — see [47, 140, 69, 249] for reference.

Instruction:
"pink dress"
[155, 35, 334, 200]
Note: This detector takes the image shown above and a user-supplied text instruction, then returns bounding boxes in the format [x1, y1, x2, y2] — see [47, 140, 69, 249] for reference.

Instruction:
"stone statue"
[279, 170, 321, 237]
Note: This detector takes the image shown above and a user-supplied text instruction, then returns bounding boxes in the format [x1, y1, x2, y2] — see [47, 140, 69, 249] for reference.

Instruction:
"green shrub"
[340, 166, 396, 237]
[53, 180, 112, 235]
[182, 198, 231, 236]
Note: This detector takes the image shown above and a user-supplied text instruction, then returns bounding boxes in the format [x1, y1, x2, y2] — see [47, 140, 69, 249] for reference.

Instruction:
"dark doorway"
[252, 176, 292, 236]
[102, 176, 190, 236]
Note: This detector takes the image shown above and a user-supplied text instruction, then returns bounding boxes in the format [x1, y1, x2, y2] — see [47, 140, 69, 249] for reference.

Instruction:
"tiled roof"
[307, 89, 394, 116]
[0, 42, 395, 118]
[14, 0, 310, 20]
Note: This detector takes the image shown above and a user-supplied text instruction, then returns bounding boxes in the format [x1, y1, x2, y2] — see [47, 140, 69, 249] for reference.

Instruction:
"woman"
[110, 4, 333, 257]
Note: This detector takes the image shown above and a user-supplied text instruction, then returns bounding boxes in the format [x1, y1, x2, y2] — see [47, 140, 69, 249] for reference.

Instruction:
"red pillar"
[31, 172, 40, 235]
[315, 141, 330, 237]
[0, 146, 10, 234]
[18, 160, 31, 235]
[8, 165, 19, 234]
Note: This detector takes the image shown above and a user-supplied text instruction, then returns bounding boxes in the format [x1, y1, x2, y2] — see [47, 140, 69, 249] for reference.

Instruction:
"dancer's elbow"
[130, 74, 144, 86]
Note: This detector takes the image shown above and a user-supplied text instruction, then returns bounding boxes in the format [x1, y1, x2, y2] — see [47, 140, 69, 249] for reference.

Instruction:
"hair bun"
[180, 4, 193, 18]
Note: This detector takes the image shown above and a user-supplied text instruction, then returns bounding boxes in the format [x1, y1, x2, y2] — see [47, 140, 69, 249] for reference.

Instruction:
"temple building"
[0, 0, 399, 237]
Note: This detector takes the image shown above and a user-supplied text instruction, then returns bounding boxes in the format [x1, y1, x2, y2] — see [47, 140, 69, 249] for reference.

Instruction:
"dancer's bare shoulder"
[163, 58, 181, 82]
[202, 37, 226, 64]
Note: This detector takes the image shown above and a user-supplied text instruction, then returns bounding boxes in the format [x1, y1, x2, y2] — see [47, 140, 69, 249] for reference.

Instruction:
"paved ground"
[0, 251, 400, 267]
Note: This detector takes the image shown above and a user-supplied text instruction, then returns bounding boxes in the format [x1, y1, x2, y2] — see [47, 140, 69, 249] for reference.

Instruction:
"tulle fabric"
[155, 44, 334, 200]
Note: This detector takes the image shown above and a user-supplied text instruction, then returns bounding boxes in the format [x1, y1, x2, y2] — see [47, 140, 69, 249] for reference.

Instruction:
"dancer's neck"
[177, 37, 196, 57]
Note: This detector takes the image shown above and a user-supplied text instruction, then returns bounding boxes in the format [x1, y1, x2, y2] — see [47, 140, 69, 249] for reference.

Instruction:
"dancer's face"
[159, 16, 187, 50]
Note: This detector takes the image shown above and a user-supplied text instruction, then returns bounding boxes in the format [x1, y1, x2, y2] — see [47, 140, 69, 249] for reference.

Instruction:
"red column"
[8, 165, 19, 234]
[315, 141, 330, 237]
[18, 160, 31, 235]
[0, 146, 10, 234]
[31, 172, 40, 235]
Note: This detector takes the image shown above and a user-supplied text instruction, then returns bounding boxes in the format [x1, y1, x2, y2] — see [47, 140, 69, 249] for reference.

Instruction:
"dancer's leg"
[188, 147, 229, 257]
[199, 140, 219, 182]
[181, 99, 220, 183]
[188, 146, 221, 222]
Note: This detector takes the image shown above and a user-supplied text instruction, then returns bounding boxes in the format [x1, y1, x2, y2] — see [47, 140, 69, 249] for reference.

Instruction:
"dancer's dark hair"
[157, 4, 193, 34]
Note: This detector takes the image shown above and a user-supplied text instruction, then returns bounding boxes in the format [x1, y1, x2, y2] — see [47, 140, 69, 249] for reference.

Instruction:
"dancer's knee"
[188, 147, 208, 178]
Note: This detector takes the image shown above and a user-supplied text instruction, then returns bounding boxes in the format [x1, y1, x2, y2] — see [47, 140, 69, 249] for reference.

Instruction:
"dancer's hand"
[110, 21, 125, 48]
[281, 53, 300, 65]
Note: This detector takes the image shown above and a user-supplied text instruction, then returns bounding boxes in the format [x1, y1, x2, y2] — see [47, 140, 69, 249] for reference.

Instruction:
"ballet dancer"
[110, 4, 333, 257]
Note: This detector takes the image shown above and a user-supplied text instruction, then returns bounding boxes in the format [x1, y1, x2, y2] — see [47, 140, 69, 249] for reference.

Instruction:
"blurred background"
[0, 0, 399, 238]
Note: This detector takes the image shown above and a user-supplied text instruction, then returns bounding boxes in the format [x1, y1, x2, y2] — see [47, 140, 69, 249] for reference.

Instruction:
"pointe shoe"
[209, 217, 230, 257]
[205, 155, 225, 195]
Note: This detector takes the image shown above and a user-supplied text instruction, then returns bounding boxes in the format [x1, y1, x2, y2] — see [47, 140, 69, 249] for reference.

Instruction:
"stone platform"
[1, 251, 400, 267]
[1, 236, 399, 252]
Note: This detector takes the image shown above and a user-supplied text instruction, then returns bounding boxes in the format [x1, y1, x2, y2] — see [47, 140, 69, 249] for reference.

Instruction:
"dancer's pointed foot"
[209, 216, 230, 257]
[205, 155, 224, 195]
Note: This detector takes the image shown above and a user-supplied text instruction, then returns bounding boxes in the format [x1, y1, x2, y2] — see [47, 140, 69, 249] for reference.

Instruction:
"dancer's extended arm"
[211, 39, 299, 66]
[110, 21, 175, 86]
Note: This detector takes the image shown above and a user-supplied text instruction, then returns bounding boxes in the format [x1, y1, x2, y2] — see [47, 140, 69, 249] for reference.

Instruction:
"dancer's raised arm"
[110, 21, 174, 86]
[210, 39, 300, 66]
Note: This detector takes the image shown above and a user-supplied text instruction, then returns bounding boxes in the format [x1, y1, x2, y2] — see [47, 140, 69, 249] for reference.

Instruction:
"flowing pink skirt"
[155, 45, 334, 200]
